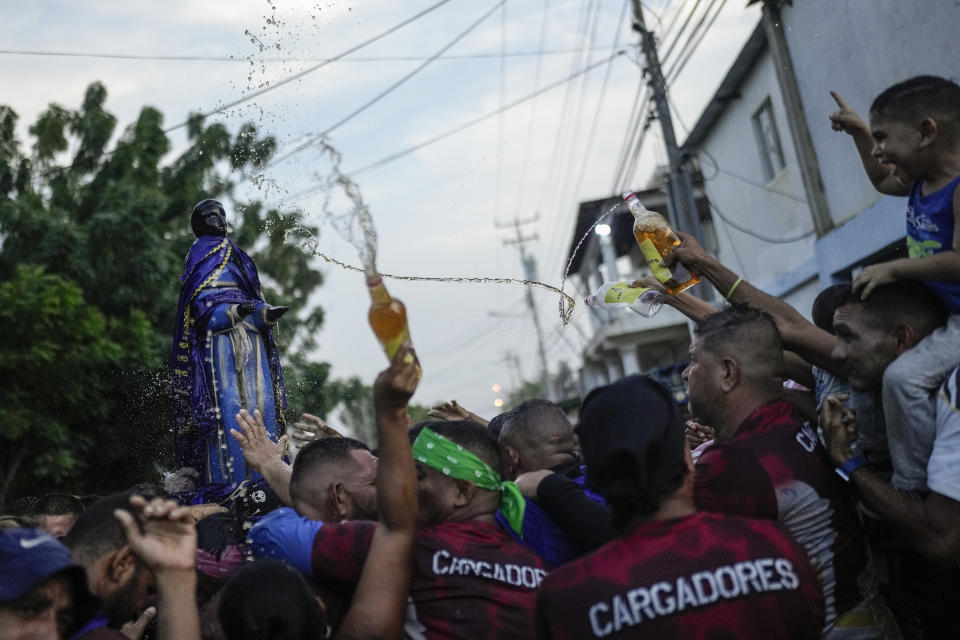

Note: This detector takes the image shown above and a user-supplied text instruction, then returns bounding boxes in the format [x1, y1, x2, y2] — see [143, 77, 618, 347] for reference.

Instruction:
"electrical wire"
[267, 0, 507, 168]
[610, 80, 647, 192]
[510, 0, 552, 219]
[344, 51, 625, 178]
[161, 0, 459, 134]
[697, 149, 807, 203]
[620, 95, 654, 191]
[38, 0, 461, 177]
[495, 1, 509, 218]
[533, 0, 594, 234]
[538, 0, 600, 281]
[0, 46, 612, 63]
[554, 0, 604, 208]
[666, 0, 727, 83]
[663, 0, 716, 74]
[611, 0, 695, 193]
[658, 0, 703, 65]
[281, 50, 623, 201]
[657, 0, 690, 44]
[702, 181, 815, 244]
[570, 0, 631, 225]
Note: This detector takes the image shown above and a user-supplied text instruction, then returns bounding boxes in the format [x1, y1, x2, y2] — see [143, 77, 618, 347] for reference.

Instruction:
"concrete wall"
[698, 50, 817, 293]
[781, 0, 960, 228]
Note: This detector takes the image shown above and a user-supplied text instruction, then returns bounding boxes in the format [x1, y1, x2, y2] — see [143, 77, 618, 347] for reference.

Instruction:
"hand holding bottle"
[662, 231, 710, 274]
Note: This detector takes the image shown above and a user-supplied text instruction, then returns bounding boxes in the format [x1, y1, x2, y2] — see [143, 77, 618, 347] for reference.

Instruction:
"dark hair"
[289, 437, 370, 506]
[811, 284, 851, 333]
[63, 493, 140, 562]
[694, 304, 783, 375]
[218, 560, 326, 640]
[487, 411, 512, 440]
[498, 399, 568, 447]
[4, 496, 38, 516]
[79, 495, 104, 509]
[196, 512, 247, 556]
[835, 281, 946, 335]
[30, 494, 85, 517]
[870, 75, 960, 139]
[410, 421, 504, 478]
[577, 376, 687, 528]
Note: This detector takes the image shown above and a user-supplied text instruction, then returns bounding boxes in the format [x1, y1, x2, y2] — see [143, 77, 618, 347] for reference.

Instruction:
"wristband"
[725, 277, 743, 300]
[834, 455, 866, 482]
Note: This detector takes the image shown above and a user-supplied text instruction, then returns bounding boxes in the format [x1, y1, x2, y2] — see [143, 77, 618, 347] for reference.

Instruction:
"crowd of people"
[4, 75, 960, 640]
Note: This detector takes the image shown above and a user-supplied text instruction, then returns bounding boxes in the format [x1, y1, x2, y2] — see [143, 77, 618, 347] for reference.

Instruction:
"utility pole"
[502, 351, 521, 391]
[496, 215, 554, 400]
[630, 1, 711, 300]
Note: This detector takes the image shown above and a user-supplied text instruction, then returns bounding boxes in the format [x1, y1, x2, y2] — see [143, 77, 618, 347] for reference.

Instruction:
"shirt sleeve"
[693, 444, 778, 520]
[248, 507, 323, 574]
[536, 473, 616, 551]
[310, 520, 377, 587]
[928, 368, 960, 502]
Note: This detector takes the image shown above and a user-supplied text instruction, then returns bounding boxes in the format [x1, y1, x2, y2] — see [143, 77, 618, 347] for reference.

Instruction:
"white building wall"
[698, 51, 817, 293]
[780, 277, 822, 325]
[781, 0, 960, 227]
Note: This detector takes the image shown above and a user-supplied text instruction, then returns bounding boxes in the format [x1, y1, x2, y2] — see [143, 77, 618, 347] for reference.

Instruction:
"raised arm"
[335, 343, 419, 640]
[829, 91, 911, 196]
[822, 395, 960, 566]
[666, 232, 842, 374]
[115, 496, 200, 640]
[630, 276, 718, 324]
[232, 409, 293, 506]
[428, 400, 490, 427]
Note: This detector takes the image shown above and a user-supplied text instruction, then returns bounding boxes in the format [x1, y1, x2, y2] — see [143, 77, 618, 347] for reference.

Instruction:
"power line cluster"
[610, 0, 728, 196]
[17, 0, 770, 386]
[267, 0, 508, 168]
[0, 46, 613, 63]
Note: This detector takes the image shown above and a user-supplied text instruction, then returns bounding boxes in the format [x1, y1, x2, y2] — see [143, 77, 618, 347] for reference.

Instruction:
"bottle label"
[638, 238, 676, 285]
[603, 282, 652, 305]
[382, 325, 411, 361]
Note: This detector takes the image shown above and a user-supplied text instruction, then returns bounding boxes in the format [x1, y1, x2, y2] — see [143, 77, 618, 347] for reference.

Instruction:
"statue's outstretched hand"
[265, 305, 289, 323]
[235, 302, 256, 319]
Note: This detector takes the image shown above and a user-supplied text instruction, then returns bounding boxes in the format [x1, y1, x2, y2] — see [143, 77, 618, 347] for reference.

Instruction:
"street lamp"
[594, 223, 619, 281]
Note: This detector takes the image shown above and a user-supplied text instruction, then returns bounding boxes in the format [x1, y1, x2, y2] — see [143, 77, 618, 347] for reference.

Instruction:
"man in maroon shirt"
[251, 378, 548, 639]
[686, 304, 900, 639]
[536, 374, 823, 639]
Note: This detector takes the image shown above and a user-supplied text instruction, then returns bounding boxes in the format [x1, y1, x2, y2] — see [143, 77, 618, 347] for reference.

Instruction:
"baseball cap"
[576, 375, 687, 517]
[0, 528, 98, 624]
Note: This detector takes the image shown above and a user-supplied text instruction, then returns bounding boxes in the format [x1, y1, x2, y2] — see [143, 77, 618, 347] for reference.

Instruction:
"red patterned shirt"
[535, 512, 823, 639]
[693, 399, 872, 628]
[310, 519, 548, 640]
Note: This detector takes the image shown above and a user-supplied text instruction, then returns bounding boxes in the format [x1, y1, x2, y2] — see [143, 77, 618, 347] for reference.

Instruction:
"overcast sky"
[1, 0, 759, 421]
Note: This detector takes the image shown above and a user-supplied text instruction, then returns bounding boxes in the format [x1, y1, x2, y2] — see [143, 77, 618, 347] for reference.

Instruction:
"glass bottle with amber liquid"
[622, 191, 699, 294]
[367, 274, 417, 367]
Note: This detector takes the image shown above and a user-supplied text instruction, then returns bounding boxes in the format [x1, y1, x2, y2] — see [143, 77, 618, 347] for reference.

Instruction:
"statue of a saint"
[171, 199, 288, 492]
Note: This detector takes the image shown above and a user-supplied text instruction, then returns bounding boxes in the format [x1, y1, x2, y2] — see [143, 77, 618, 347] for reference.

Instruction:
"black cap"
[576, 375, 687, 523]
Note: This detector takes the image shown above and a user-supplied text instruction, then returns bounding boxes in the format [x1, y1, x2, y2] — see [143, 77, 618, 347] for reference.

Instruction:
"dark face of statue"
[191, 199, 227, 237]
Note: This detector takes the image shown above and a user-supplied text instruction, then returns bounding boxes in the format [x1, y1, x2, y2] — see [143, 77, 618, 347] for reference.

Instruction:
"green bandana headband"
[412, 427, 526, 537]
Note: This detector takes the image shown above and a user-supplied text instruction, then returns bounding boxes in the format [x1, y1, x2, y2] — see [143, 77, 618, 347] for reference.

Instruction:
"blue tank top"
[907, 174, 960, 312]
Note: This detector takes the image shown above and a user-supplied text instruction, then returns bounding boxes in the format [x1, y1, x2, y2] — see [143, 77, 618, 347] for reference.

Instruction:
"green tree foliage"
[320, 376, 430, 449]
[0, 265, 151, 505]
[0, 83, 333, 503]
